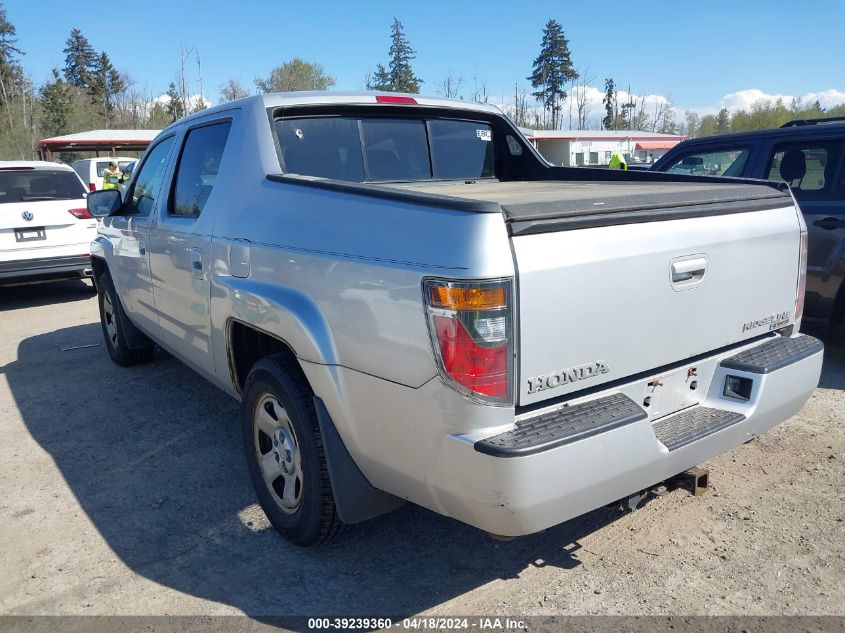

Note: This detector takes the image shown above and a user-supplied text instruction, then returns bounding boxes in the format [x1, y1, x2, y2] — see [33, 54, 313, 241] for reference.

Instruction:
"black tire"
[97, 271, 154, 366]
[242, 355, 346, 546]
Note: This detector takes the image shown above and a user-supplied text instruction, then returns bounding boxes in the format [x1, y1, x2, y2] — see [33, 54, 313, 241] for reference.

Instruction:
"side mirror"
[87, 189, 122, 217]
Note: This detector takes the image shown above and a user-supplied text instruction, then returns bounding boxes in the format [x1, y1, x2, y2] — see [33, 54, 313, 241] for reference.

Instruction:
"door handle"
[813, 217, 845, 230]
[189, 247, 204, 280]
[671, 257, 707, 283]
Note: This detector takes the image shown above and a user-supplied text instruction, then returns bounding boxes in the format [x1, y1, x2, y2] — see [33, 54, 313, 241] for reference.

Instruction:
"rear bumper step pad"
[720, 334, 823, 374]
[653, 406, 745, 451]
[474, 392, 647, 457]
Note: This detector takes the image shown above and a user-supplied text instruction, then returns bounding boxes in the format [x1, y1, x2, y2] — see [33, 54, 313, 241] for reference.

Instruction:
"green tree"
[0, 1, 22, 108]
[366, 18, 422, 93]
[602, 78, 617, 130]
[528, 19, 577, 129]
[39, 69, 72, 137]
[164, 81, 184, 123]
[62, 28, 96, 89]
[698, 114, 718, 137]
[0, 4, 32, 159]
[255, 58, 335, 93]
[684, 110, 700, 138]
[715, 107, 730, 134]
[89, 52, 125, 122]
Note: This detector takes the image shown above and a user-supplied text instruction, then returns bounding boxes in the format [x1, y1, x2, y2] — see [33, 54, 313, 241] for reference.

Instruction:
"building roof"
[523, 129, 685, 141]
[38, 129, 161, 146]
[37, 129, 162, 156]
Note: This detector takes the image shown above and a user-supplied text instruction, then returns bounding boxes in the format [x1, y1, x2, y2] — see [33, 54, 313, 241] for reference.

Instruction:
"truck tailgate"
[512, 201, 800, 405]
[393, 179, 799, 406]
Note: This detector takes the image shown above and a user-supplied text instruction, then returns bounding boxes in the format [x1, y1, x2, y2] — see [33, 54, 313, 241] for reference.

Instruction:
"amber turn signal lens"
[429, 285, 507, 311]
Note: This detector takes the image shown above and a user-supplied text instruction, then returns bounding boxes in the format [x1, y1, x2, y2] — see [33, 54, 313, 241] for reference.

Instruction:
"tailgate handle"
[671, 257, 707, 283]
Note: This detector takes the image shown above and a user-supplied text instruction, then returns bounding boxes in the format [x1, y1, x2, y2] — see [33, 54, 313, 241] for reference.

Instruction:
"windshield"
[275, 116, 496, 182]
[0, 169, 87, 204]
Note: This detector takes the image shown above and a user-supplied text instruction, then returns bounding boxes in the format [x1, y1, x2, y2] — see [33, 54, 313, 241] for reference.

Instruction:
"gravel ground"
[0, 279, 843, 617]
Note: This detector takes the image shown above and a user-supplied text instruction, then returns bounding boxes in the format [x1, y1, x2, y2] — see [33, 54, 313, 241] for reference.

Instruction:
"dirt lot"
[0, 279, 843, 618]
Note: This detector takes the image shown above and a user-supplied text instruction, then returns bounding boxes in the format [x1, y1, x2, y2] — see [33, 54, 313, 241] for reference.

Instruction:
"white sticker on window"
[476, 129, 492, 142]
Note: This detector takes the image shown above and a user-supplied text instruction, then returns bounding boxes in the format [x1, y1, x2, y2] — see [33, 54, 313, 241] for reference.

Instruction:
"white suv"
[0, 161, 97, 285]
[71, 156, 136, 192]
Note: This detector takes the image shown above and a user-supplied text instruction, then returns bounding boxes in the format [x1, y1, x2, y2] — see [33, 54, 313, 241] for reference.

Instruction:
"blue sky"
[6, 0, 845, 115]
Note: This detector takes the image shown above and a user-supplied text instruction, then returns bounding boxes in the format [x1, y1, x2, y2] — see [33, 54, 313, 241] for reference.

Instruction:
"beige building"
[521, 129, 685, 167]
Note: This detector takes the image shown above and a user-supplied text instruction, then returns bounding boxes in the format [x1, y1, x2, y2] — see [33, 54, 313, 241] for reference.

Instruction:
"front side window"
[126, 136, 175, 216]
[0, 169, 86, 203]
[170, 121, 232, 217]
[275, 115, 497, 182]
[766, 140, 844, 200]
[665, 148, 749, 177]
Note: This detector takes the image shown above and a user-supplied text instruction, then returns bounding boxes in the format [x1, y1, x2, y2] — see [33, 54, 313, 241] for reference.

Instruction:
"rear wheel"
[97, 272, 154, 366]
[242, 355, 346, 546]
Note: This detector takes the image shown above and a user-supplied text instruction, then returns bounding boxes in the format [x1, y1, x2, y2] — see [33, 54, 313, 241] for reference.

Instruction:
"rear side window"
[170, 121, 232, 217]
[766, 140, 844, 200]
[275, 116, 497, 182]
[0, 169, 86, 203]
[277, 117, 364, 181]
[665, 148, 749, 177]
[429, 120, 494, 179]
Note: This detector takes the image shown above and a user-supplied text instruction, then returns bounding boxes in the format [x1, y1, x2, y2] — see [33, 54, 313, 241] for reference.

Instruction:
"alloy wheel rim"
[103, 293, 118, 348]
[253, 393, 303, 514]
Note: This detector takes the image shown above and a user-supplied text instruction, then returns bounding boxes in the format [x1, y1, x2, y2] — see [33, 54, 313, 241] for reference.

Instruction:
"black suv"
[653, 117, 845, 328]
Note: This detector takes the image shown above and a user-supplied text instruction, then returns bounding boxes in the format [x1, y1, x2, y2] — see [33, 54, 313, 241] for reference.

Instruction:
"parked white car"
[71, 156, 136, 192]
[0, 161, 97, 285]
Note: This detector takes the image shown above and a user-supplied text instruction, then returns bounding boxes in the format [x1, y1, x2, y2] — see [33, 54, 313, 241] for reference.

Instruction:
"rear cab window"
[766, 140, 844, 202]
[275, 115, 496, 182]
[664, 148, 750, 177]
[0, 168, 86, 204]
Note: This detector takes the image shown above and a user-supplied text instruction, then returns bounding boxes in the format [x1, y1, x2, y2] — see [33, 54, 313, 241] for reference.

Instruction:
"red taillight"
[89, 183, 96, 192]
[433, 316, 508, 398]
[375, 95, 417, 104]
[425, 279, 513, 404]
[68, 207, 93, 219]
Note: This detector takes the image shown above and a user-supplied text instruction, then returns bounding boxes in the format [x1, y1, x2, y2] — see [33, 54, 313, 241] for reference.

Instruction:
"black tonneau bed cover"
[396, 180, 791, 236]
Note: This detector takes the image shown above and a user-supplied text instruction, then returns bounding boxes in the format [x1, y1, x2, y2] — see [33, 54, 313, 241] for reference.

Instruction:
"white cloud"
[695, 88, 845, 115]
[153, 92, 211, 111]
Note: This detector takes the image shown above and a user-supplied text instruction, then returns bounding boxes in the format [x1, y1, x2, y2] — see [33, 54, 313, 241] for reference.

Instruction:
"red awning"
[635, 140, 682, 150]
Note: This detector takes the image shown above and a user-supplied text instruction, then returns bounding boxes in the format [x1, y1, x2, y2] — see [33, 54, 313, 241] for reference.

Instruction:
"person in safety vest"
[102, 161, 122, 190]
[608, 152, 627, 170]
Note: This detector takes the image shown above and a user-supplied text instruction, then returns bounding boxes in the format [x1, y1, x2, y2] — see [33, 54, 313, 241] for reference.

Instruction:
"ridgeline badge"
[742, 311, 791, 333]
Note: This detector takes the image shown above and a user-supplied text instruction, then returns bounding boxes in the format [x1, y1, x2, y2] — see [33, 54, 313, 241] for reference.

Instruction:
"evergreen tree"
[89, 51, 124, 119]
[62, 28, 97, 88]
[528, 19, 577, 129]
[602, 78, 617, 130]
[367, 18, 421, 93]
[165, 81, 185, 123]
[0, 2, 23, 110]
[39, 68, 72, 137]
[715, 107, 730, 134]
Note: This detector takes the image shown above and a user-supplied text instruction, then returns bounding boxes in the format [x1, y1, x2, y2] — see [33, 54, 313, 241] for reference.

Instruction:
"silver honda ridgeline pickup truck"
[87, 92, 823, 546]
